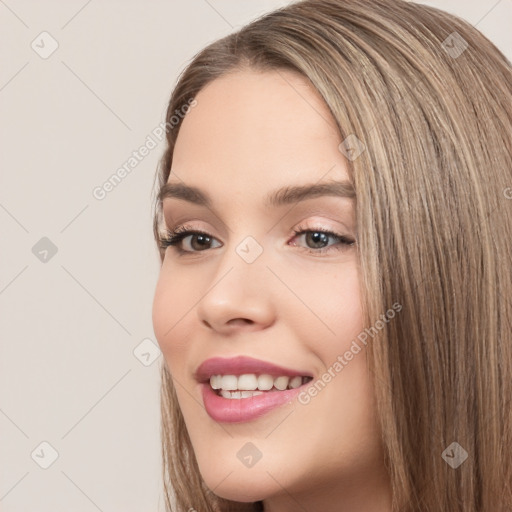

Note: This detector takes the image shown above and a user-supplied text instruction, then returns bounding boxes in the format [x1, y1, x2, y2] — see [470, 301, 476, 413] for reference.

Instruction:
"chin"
[199, 464, 282, 503]
[205, 480, 266, 503]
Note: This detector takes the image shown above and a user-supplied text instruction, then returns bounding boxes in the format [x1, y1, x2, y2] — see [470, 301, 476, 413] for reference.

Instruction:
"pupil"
[192, 234, 210, 250]
[308, 232, 327, 248]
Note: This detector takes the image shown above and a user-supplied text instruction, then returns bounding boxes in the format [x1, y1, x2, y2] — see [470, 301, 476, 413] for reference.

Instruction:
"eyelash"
[159, 224, 355, 256]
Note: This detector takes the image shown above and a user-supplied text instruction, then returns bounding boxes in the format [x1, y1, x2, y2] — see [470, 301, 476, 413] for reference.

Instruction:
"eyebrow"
[158, 179, 355, 209]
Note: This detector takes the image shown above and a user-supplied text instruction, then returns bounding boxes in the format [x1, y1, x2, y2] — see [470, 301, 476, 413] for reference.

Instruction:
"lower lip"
[201, 383, 304, 423]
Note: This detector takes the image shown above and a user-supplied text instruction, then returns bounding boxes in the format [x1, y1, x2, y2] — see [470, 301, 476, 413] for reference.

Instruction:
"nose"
[196, 240, 277, 335]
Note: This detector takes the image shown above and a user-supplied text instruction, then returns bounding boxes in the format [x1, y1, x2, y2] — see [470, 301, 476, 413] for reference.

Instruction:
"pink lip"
[200, 383, 306, 423]
[195, 356, 313, 423]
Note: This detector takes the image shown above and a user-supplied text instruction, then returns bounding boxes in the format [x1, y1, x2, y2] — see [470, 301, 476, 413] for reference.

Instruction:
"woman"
[151, 0, 512, 510]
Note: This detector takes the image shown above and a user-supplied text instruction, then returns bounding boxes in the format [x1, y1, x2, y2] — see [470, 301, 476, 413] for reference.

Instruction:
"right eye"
[159, 226, 222, 254]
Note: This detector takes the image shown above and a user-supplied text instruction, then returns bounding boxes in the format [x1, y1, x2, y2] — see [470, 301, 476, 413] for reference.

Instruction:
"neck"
[261, 470, 392, 512]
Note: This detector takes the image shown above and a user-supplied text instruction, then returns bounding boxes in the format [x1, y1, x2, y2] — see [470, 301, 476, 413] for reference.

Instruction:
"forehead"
[170, 68, 350, 198]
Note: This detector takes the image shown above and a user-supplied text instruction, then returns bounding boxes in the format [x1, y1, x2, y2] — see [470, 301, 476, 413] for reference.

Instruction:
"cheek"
[290, 261, 363, 346]
[152, 264, 196, 368]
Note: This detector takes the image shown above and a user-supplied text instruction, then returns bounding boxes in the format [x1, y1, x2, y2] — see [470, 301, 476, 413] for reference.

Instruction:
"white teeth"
[257, 374, 274, 391]
[289, 376, 302, 389]
[238, 374, 258, 390]
[240, 390, 261, 398]
[209, 373, 309, 393]
[274, 376, 289, 390]
[220, 390, 264, 399]
[220, 375, 238, 390]
[222, 390, 241, 399]
[210, 375, 222, 390]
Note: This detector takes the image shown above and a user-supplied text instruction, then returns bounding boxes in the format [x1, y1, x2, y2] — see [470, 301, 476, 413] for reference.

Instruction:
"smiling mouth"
[209, 374, 313, 399]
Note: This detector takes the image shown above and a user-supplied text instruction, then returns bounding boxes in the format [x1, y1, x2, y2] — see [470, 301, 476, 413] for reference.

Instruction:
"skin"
[152, 68, 392, 512]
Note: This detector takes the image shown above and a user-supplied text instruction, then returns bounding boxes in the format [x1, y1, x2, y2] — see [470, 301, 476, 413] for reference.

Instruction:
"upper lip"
[194, 356, 313, 383]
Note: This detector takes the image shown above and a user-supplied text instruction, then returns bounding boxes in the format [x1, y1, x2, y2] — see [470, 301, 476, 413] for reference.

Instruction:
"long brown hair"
[152, 0, 512, 510]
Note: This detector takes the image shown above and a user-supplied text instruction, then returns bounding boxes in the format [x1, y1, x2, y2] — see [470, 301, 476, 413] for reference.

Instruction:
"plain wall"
[1, 1, 510, 510]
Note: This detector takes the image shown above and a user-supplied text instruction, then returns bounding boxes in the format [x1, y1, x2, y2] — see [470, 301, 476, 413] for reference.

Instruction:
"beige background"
[1, 1, 510, 511]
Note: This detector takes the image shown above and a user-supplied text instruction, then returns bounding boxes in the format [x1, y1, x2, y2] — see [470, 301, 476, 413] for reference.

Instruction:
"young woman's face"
[153, 69, 390, 509]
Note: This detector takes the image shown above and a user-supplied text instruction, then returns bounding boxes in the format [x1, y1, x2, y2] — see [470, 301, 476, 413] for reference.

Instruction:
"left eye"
[290, 228, 355, 253]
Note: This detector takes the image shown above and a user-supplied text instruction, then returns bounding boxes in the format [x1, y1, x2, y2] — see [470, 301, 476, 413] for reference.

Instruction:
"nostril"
[227, 318, 254, 326]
